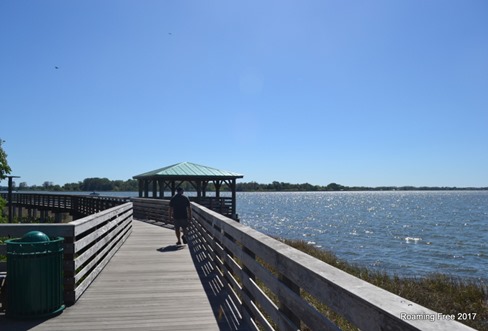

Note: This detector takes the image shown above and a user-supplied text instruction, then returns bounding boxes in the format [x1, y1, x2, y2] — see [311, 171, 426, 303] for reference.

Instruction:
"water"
[236, 191, 488, 282]
[12, 190, 487, 281]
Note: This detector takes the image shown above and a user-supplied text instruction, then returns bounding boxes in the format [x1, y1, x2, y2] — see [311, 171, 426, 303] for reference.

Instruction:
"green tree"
[326, 183, 344, 191]
[63, 182, 82, 191]
[0, 139, 11, 180]
[80, 177, 114, 191]
[0, 139, 12, 223]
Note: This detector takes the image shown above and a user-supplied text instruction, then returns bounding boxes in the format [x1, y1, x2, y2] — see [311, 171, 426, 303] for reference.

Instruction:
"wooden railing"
[132, 197, 169, 223]
[131, 196, 234, 222]
[0, 195, 133, 307]
[1, 192, 131, 220]
[192, 196, 233, 218]
[132, 198, 475, 331]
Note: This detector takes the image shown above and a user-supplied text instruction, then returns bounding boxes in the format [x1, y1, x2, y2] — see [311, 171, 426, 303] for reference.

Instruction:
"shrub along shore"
[282, 239, 487, 330]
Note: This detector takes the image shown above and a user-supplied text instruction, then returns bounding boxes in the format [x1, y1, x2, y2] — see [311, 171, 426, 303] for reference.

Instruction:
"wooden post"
[214, 180, 222, 198]
[279, 274, 301, 329]
[242, 246, 256, 322]
[144, 180, 149, 198]
[231, 179, 237, 220]
[158, 179, 164, 198]
[138, 179, 143, 197]
[39, 210, 46, 223]
[196, 180, 202, 198]
[63, 227, 76, 306]
[7, 176, 20, 223]
[202, 180, 208, 198]
[152, 179, 157, 198]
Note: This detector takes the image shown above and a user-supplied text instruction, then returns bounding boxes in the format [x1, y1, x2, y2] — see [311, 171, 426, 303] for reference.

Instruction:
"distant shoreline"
[3, 174, 488, 193]
[2, 186, 488, 193]
[1, 178, 487, 193]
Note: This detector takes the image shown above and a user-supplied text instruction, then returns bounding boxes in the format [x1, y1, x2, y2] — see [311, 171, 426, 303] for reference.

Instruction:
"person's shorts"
[174, 218, 189, 229]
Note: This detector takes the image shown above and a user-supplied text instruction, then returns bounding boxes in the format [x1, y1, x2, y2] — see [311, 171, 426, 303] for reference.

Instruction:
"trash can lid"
[21, 231, 50, 243]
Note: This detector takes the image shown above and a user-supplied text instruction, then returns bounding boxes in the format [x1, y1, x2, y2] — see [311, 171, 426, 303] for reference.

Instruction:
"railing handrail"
[1, 192, 131, 219]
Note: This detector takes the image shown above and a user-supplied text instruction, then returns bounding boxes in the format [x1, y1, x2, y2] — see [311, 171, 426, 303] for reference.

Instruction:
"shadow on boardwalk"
[148, 218, 248, 331]
[185, 227, 248, 331]
[0, 219, 248, 331]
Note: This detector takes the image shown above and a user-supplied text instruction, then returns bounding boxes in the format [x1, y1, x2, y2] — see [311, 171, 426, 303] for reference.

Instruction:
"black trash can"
[6, 231, 65, 319]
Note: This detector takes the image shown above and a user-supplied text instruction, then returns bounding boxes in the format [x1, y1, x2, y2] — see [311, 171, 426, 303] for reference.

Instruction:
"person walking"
[169, 187, 192, 245]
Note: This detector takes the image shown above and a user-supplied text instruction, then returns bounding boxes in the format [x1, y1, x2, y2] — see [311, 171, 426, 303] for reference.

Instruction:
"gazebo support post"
[202, 181, 208, 198]
[138, 179, 143, 198]
[196, 181, 202, 198]
[231, 178, 238, 220]
[152, 179, 157, 198]
[144, 180, 149, 198]
[214, 180, 222, 198]
[158, 179, 164, 198]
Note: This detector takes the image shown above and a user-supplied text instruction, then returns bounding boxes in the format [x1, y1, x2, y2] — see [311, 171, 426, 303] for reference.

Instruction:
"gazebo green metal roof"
[133, 162, 243, 179]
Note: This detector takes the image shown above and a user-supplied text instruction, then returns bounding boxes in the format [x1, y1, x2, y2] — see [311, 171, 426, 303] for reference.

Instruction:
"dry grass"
[281, 239, 488, 330]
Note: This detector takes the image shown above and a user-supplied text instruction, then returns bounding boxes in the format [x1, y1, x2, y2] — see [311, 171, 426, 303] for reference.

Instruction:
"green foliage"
[0, 139, 11, 223]
[0, 139, 11, 181]
[12, 178, 139, 192]
[79, 178, 138, 191]
[0, 196, 6, 223]
[234, 182, 488, 192]
[235, 181, 343, 191]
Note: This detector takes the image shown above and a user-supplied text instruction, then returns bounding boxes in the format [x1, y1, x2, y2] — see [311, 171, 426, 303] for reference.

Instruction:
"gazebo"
[133, 162, 244, 220]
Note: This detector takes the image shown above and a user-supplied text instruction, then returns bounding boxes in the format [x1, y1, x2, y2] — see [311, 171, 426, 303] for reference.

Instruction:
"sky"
[1, 1, 487, 188]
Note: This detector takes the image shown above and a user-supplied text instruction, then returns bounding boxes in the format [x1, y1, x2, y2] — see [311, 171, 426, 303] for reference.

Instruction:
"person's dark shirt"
[170, 193, 190, 219]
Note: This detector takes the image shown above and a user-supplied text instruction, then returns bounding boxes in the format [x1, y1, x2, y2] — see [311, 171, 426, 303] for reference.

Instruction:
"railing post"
[72, 196, 80, 220]
[7, 177, 14, 223]
[242, 247, 256, 320]
[63, 225, 76, 306]
[279, 274, 301, 329]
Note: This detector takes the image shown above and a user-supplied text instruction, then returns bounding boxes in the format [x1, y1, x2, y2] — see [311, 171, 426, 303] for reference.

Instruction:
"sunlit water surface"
[236, 191, 488, 281]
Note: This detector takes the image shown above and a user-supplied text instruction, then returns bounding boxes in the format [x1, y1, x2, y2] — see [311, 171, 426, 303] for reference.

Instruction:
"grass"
[281, 238, 488, 331]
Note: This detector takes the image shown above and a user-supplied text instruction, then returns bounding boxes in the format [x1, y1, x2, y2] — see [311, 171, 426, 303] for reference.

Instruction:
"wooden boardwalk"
[1, 219, 238, 331]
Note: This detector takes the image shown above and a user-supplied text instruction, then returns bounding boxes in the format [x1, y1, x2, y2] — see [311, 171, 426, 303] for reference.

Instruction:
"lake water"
[236, 191, 488, 282]
[12, 190, 487, 281]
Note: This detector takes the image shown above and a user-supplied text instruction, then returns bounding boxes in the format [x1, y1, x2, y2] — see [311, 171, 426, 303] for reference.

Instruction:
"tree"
[0, 139, 11, 180]
[80, 177, 114, 191]
[63, 182, 81, 191]
[326, 183, 344, 191]
[0, 139, 11, 223]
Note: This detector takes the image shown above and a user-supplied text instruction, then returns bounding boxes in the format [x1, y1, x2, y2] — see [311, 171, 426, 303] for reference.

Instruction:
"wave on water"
[404, 237, 422, 243]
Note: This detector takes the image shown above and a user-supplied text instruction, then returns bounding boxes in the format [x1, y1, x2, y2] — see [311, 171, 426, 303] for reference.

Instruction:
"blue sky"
[1, 1, 487, 187]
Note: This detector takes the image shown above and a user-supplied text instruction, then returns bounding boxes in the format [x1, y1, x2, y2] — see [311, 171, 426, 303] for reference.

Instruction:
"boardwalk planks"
[1, 220, 225, 331]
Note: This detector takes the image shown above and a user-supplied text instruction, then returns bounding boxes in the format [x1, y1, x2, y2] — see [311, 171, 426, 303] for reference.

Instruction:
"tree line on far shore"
[2, 178, 487, 192]
[9, 178, 139, 192]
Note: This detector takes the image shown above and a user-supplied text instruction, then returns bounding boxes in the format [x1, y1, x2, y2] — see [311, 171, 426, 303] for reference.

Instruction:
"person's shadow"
[157, 245, 185, 252]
